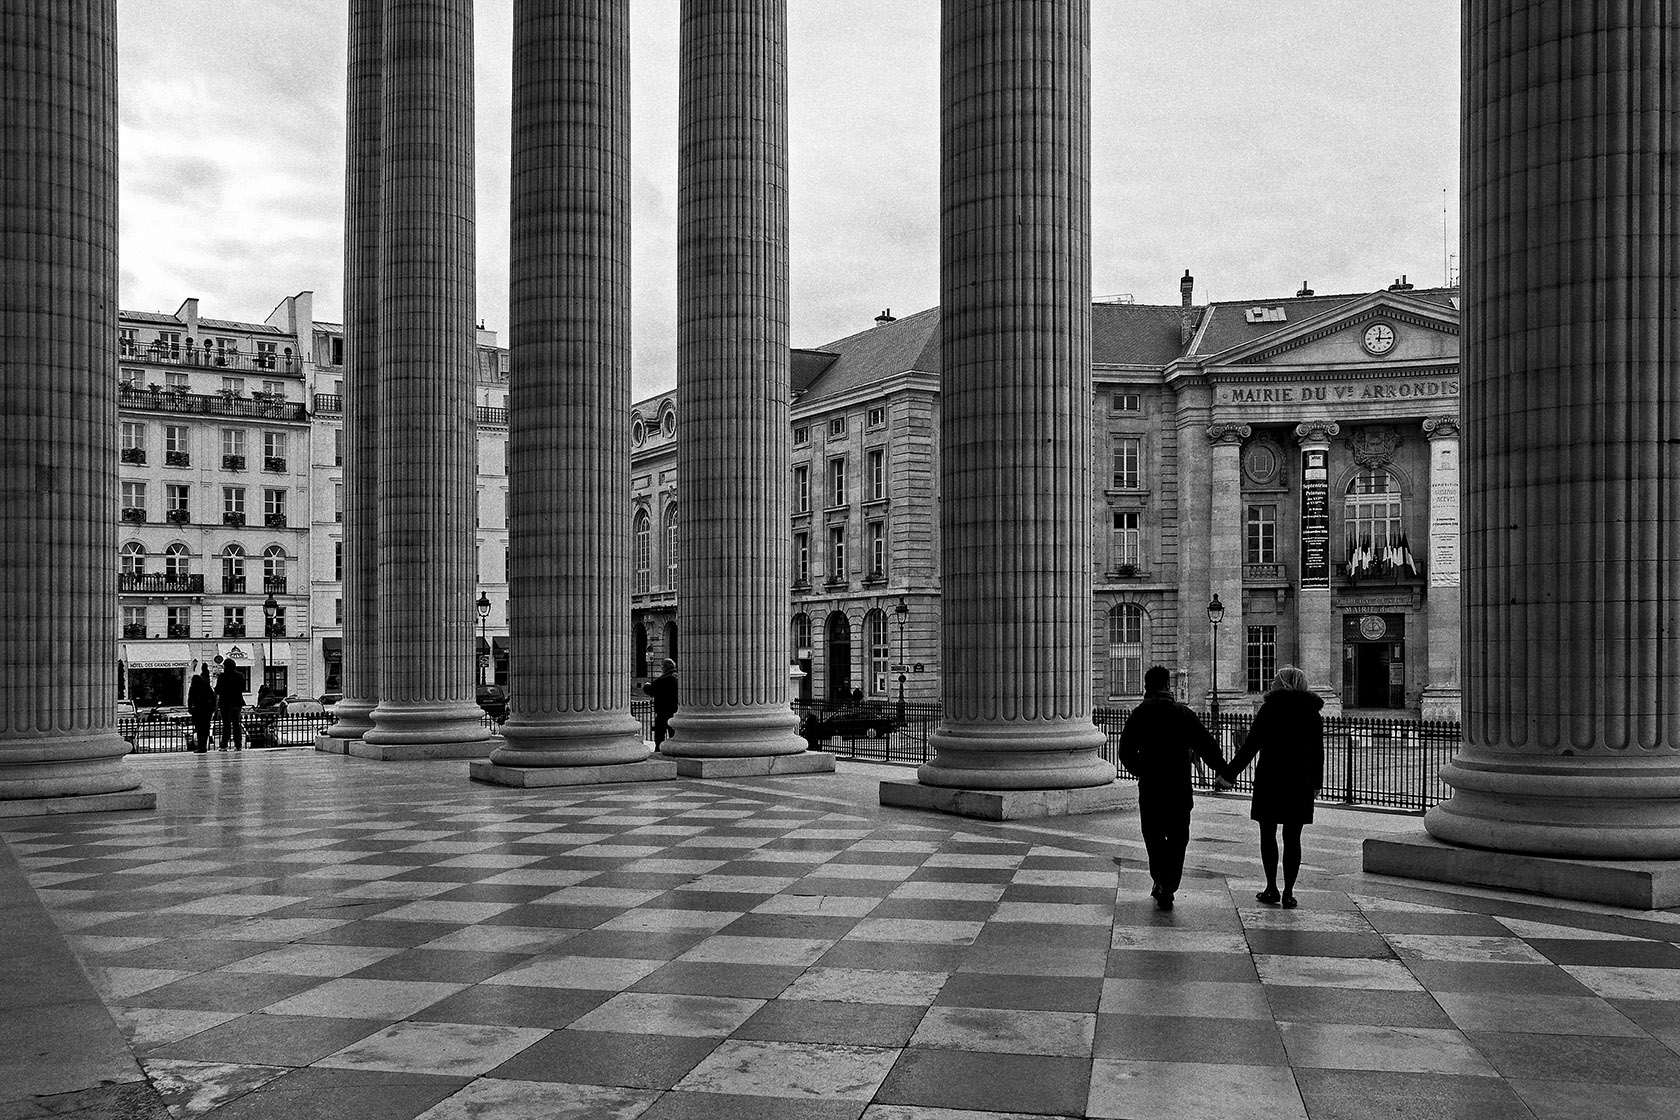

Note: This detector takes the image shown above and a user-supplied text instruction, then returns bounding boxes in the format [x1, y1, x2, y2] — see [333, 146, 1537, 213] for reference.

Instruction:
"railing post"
[1343, 722, 1355, 804]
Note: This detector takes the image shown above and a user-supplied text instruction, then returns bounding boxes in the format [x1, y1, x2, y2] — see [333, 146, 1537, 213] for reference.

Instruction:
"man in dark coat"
[216, 657, 247, 751]
[186, 665, 216, 753]
[1118, 665, 1233, 910]
[642, 658, 678, 749]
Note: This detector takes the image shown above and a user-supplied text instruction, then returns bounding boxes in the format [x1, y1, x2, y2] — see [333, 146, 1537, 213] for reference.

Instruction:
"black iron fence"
[806, 698, 1460, 814]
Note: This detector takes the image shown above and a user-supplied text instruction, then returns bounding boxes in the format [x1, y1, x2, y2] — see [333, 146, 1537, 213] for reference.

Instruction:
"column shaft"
[494, 0, 645, 765]
[920, 0, 1109, 790]
[1208, 425, 1249, 707]
[0, 0, 145, 803]
[330, 0, 383, 741]
[1426, 4, 1680, 856]
[364, 0, 488, 749]
[670, 0, 803, 757]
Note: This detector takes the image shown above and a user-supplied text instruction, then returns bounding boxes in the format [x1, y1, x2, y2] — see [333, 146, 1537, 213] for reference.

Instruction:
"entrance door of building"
[1341, 613, 1406, 710]
[826, 612, 851, 701]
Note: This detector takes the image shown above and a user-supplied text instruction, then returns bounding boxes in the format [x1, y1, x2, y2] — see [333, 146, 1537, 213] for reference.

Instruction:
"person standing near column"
[216, 657, 246, 752]
[187, 665, 215, 753]
[643, 659, 679, 750]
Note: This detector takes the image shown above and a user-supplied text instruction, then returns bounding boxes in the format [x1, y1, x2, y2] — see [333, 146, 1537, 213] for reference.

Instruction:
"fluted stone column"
[1425, 4, 1680, 857]
[668, 0, 817, 775]
[474, 0, 673, 787]
[0, 1, 152, 812]
[912, 0, 1110, 795]
[361, 0, 489, 758]
[324, 0, 383, 747]
[1418, 416, 1461, 722]
[1294, 421, 1340, 711]
[1174, 392, 1215, 704]
[1208, 424, 1249, 712]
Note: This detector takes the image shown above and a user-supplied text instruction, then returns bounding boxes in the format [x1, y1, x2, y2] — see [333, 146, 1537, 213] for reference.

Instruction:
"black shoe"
[1281, 894, 1299, 909]
[1154, 893, 1174, 911]
[1257, 888, 1281, 906]
[1149, 882, 1161, 900]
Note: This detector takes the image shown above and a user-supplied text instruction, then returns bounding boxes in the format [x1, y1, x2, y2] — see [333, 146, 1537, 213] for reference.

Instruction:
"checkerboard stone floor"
[7, 752, 1680, 1119]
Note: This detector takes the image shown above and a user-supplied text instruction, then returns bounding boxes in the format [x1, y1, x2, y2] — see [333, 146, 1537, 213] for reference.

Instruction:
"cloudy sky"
[118, 1, 1458, 398]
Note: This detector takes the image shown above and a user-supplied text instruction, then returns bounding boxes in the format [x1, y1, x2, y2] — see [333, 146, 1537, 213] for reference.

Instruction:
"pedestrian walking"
[1224, 665, 1325, 909]
[216, 657, 247, 751]
[642, 658, 679, 749]
[1118, 665, 1234, 911]
[186, 664, 216, 753]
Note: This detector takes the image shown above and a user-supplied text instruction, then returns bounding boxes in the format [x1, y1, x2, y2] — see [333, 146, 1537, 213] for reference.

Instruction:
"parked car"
[799, 705, 897, 743]
[476, 685, 508, 721]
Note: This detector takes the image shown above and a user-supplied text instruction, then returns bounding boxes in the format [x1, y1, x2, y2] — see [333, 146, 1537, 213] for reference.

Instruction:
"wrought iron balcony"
[222, 576, 247, 594]
[118, 384, 306, 422]
[265, 622, 288, 638]
[263, 456, 287, 472]
[223, 454, 246, 470]
[165, 508, 190, 524]
[223, 511, 246, 526]
[222, 624, 246, 637]
[164, 450, 190, 467]
[122, 623, 146, 639]
[477, 406, 509, 427]
[166, 623, 193, 638]
[123, 347, 301, 374]
[120, 507, 146, 523]
[313, 393, 342, 414]
[263, 576, 287, 595]
[119, 573, 204, 595]
[264, 512, 288, 528]
[120, 447, 146, 464]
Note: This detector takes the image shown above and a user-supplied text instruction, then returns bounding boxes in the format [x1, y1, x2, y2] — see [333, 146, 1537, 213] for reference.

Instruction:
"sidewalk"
[4, 750, 1680, 1119]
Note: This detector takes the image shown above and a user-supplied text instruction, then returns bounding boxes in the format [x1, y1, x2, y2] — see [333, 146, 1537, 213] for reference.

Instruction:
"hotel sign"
[1219, 377, 1459, 407]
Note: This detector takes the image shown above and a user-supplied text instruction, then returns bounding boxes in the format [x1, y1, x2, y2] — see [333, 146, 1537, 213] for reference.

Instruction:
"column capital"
[1294, 420, 1341, 444]
[1422, 415, 1460, 440]
[1206, 422, 1251, 446]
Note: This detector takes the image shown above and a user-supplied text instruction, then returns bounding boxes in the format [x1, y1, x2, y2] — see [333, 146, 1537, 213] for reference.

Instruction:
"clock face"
[1362, 323, 1396, 354]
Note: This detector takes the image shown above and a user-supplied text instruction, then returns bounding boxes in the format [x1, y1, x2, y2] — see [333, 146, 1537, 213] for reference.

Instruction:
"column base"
[345, 738, 494, 762]
[490, 713, 648, 768]
[0, 787, 157, 819]
[672, 751, 836, 778]
[315, 734, 348, 755]
[1364, 830, 1680, 910]
[660, 704, 807, 759]
[919, 719, 1112, 791]
[880, 778, 1136, 821]
[1419, 686, 1462, 723]
[470, 758, 678, 788]
[362, 700, 492, 756]
[326, 697, 376, 741]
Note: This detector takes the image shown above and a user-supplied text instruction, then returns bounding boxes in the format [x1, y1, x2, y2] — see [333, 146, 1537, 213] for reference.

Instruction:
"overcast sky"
[117, 1, 1458, 398]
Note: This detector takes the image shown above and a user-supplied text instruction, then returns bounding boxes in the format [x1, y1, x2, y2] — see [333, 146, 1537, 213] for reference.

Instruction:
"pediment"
[1206, 291, 1459, 369]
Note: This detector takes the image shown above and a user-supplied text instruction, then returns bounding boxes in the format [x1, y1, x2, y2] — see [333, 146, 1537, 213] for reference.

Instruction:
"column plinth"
[363, 0, 488, 754]
[0, 1, 152, 811]
[1421, 5, 1680, 858]
[915, 0, 1109, 795]
[669, 0, 805, 760]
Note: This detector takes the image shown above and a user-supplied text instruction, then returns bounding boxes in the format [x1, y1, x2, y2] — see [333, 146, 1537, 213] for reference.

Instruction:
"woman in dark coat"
[1223, 666, 1324, 908]
[186, 665, 216, 753]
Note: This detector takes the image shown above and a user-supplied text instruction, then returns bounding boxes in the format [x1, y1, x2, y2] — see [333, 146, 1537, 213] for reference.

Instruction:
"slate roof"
[792, 306, 940, 406]
[1190, 287, 1459, 358]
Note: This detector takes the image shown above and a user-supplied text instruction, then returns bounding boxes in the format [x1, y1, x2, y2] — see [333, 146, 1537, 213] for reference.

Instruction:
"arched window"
[865, 609, 890, 697]
[663, 505, 678, 587]
[663, 620, 678, 665]
[263, 545, 286, 585]
[1344, 468, 1403, 560]
[826, 611, 852, 701]
[165, 542, 190, 577]
[120, 542, 146, 576]
[1107, 603, 1146, 697]
[791, 613, 811, 659]
[222, 543, 245, 589]
[633, 509, 651, 594]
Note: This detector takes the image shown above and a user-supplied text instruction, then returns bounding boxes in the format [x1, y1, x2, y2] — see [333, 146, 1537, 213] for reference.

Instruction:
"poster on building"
[1429, 441, 1461, 588]
[1300, 448, 1330, 588]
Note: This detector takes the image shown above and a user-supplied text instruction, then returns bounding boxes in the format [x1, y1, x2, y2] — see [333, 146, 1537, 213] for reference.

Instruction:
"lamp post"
[1207, 594, 1224, 733]
[475, 592, 491, 689]
[894, 596, 909, 725]
[262, 592, 279, 703]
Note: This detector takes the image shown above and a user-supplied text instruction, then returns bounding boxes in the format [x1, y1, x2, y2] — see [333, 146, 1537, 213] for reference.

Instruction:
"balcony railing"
[165, 508, 190, 524]
[266, 622, 288, 638]
[122, 623, 146, 639]
[164, 450, 190, 467]
[263, 456, 287, 472]
[223, 511, 246, 526]
[264, 512, 288, 528]
[478, 406, 509, 427]
[223, 454, 246, 470]
[1244, 562, 1288, 581]
[118, 385, 306, 422]
[119, 573, 204, 595]
[222, 576, 247, 594]
[122, 347, 301, 374]
[120, 447, 146, 464]
[166, 623, 193, 638]
[313, 393, 342, 414]
[1341, 559, 1426, 583]
[120, 507, 146, 523]
[263, 576, 287, 594]
[223, 624, 246, 637]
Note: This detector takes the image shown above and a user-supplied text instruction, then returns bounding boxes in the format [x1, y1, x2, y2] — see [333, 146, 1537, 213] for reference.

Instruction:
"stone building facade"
[634, 278, 1462, 720]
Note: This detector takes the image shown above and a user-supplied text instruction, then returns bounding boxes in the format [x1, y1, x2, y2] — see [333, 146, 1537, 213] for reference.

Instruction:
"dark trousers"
[1139, 802, 1191, 896]
[652, 714, 672, 748]
[218, 707, 243, 750]
[191, 714, 212, 752]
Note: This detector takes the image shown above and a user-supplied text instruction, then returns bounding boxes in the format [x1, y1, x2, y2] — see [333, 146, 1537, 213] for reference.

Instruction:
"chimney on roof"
[1179, 270, 1194, 346]
[1388, 274, 1414, 291]
[1296, 280, 1314, 297]
[874, 308, 896, 327]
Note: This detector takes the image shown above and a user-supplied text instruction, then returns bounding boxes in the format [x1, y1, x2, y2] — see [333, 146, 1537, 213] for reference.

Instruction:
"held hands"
[1211, 773, 1235, 793]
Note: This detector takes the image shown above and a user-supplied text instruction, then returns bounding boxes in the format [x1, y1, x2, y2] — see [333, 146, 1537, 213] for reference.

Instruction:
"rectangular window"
[262, 380, 284, 398]
[793, 531, 809, 585]
[120, 366, 143, 387]
[157, 331, 181, 359]
[793, 425, 809, 446]
[223, 606, 246, 636]
[867, 448, 885, 501]
[828, 457, 846, 507]
[1112, 391, 1141, 413]
[221, 376, 245, 396]
[165, 370, 189, 391]
[1247, 625, 1278, 694]
[1108, 606, 1144, 696]
[335, 597, 344, 625]
[119, 328, 137, 357]
[166, 605, 191, 637]
[122, 605, 145, 634]
[330, 336, 344, 365]
[793, 465, 810, 513]
[222, 429, 246, 457]
[1112, 511, 1140, 568]
[164, 425, 188, 454]
[828, 526, 846, 581]
[121, 480, 146, 509]
[165, 483, 189, 513]
[866, 406, 886, 429]
[334, 539, 344, 582]
[223, 486, 245, 516]
[121, 422, 145, 455]
[267, 606, 287, 637]
[334, 483, 343, 522]
[262, 431, 287, 471]
[828, 417, 846, 438]
[1111, 437, 1141, 489]
[1246, 505, 1277, 564]
[256, 341, 277, 369]
[868, 520, 886, 576]
[334, 427, 343, 466]
[264, 488, 286, 518]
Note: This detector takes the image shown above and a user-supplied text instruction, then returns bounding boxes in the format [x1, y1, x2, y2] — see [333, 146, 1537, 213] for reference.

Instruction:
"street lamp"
[262, 592, 279, 704]
[894, 596, 909, 725]
[1207, 594, 1224, 731]
[475, 592, 491, 688]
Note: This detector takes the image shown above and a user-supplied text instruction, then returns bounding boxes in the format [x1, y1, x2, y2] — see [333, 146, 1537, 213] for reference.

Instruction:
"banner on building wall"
[1300, 448, 1330, 589]
[1428, 441, 1461, 588]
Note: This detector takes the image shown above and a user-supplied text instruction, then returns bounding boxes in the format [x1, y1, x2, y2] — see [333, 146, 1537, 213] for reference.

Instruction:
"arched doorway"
[663, 620, 678, 666]
[826, 611, 851, 702]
